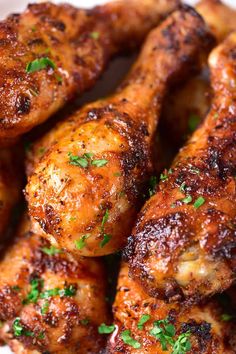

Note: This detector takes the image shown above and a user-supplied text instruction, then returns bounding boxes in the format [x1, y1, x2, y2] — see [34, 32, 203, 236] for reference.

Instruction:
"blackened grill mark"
[181, 320, 212, 351]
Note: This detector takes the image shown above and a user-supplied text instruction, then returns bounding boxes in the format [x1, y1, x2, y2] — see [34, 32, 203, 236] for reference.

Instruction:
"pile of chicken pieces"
[0, 0, 235, 353]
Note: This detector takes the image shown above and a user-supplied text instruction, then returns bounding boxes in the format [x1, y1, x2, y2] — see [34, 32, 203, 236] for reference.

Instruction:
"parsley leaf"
[91, 159, 108, 167]
[40, 285, 76, 299]
[188, 114, 201, 132]
[172, 332, 191, 354]
[100, 233, 112, 248]
[26, 57, 56, 73]
[121, 330, 141, 349]
[221, 313, 233, 322]
[75, 234, 90, 250]
[150, 319, 175, 351]
[68, 152, 89, 168]
[101, 209, 109, 230]
[12, 318, 23, 337]
[137, 314, 151, 330]
[41, 246, 61, 256]
[23, 278, 43, 304]
[41, 300, 49, 315]
[193, 196, 205, 209]
[80, 318, 90, 325]
[181, 195, 192, 204]
[179, 182, 186, 193]
[98, 323, 115, 334]
[148, 176, 157, 197]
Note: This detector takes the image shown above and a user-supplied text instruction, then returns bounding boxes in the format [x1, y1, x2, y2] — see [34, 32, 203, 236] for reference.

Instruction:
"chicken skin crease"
[0, 148, 22, 238]
[25, 7, 214, 257]
[125, 32, 236, 304]
[0, 216, 109, 353]
[0, 0, 179, 145]
[107, 263, 236, 354]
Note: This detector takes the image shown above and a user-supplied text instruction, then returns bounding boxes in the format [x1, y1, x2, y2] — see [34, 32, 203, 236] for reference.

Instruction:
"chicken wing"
[196, 0, 236, 42]
[0, 0, 179, 145]
[107, 263, 235, 353]
[125, 32, 236, 303]
[0, 216, 109, 353]
[25, 7, 214, 257]
[0, 147, 22, 239]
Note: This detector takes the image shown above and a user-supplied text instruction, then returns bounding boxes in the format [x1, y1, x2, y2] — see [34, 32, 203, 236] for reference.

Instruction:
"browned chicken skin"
[107, 263, 235, 354]
[125, 32, 236, 303]
[0, 0, 179, 145]
[0, 216, 109, 353]
[25, 6, 213, 257]
[0, 148, 22, 238]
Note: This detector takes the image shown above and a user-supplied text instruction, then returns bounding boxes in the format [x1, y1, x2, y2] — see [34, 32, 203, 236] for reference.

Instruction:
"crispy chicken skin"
[125, 32, 236, 303]
[196, 0, 236, 42]
[107, 263, 235, 354]
[0, 148, 22, 238]
[25, 7, 213, 257]
[0, 216, 109, 353]
[0, 0, 179, 145]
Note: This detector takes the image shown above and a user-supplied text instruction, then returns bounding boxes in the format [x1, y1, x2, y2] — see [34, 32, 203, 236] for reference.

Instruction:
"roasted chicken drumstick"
[0, 216, 109, 353]
[125, 32, 236, 303]
[26, 7, 213, 257]
[107, 263, 235, 353]
[0, 0, 179, 145]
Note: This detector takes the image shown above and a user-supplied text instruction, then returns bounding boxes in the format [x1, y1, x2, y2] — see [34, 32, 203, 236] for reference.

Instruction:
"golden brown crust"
[0, 0, 179, 144]
[107, 263, 235, 354]
[25, 6, 214, 257]
[125, 33, 236, 303]
[0, 216, 109, 353]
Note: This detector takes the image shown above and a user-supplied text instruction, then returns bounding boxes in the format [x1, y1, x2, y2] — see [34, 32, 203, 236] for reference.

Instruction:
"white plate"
[0, 0, 235, 353]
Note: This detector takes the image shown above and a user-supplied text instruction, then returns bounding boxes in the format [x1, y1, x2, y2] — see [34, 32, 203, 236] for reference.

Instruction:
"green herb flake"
[90, 31, 100, 40]
[40, 285, 76, 299]
[189, 166, 200, 175]
[26, 57, 56, 73]
[172, 332, 191, 354]
[160, 173, 168, 181]
[38, 332, 45, 339]
[41, 300, 49, 315]
[121, 329, 141, 349]
[80, 318, 90, 326]
[179, 182, 186, 193]
[137, 314, 151, 330]
[55, 74, 62, 83]
[100, 233, 112, 248]
[181, 195, 192, 204]
[12, 285, 21, 292]
[40, 288, 60, 299]
[150, 319, 175, 351]
[149, 176, 157, 197]
[194, 196, 205, 209]
[101, 209, 109, 230]
[98, 323, 115, 334]
[68, 152, 89, 168]
[91, 159, 108, 167]
[221, 313, 233, 322]
[60, 285, 77, 297]
[75, 234, 90, 250]
[114, 172, 121, 177]
[23, 278, 43, 304]
[12, 318, 23, 337]
[188, 114, 201, 132]
[41, 246, 61, 256]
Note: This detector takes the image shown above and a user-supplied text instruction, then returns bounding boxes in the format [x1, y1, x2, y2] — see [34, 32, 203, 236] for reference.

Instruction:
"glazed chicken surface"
[0, 0, 179, 145]
[0, 216, 109, 353]
[25, 7, 214, 258]
[107, 263, 235, 354]
[125, 32, 236, 303]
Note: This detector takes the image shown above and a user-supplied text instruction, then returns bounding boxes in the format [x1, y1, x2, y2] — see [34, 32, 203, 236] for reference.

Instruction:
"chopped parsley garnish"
[68, 152, 89, 168]
[23, 278, 43, 304]
[100, 209, 112, 248]
[121, 330, 141, 349]
[189, 166, 200, 174]
[181, 195, 192, 204]
[149, 317, 191, 353]
[41, 300, 49, 315]
[80, 318, 90, 326]
[221, 313, 233, 322]
[26, 57, 56, 73]
[91, 159, 108, 167]
[90, 31, 100, 39]
[12, 285, 21, 292]
[98, 323, 115, 334]
[100, 233, 112, 248]
[68, 152, 108, 169]
[148, 176, 157, 197]
[40, 285, 76, 299]
[193, 196, 205, 209]
[179, 182, 186, 193]
[160, 169, 173, 182]
[172, 332, 191, 354]
[114, 172, 121, 177]
[188, 114, 201, 132]
[75, 234, 90, 250]
[41, 246, 61, 256]
[12, 318, 34, 337]
[137, 314, 151, 330]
